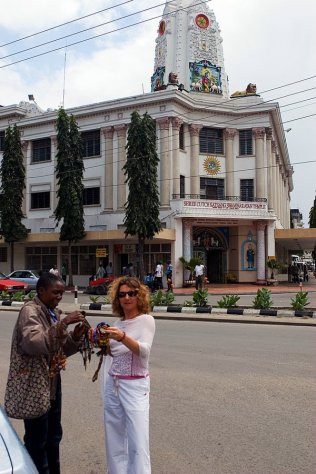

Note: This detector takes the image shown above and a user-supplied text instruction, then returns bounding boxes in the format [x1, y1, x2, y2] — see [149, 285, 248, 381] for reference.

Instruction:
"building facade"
[0, 0, 293, 287]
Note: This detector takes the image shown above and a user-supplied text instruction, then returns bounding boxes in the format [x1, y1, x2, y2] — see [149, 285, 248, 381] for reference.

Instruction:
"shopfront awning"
[275, 228, 316, 252]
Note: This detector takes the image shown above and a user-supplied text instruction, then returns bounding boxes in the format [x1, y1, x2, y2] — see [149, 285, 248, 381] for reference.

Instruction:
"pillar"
[256, 220, 266, 282]
[102, 127, 114, 211]
[224, 128, 236, 198]
[189, 124, 202, 197]
[271, 141, 277, 214]
[253, 128, 266, 199]
[50, 135, 57, 212]
[21, 140, 29, 215]
[266, 128, 273, 210]
[114, 124, 127, 210]
[171, 118, 183, 197]
[157, 118, 170, 207]
[183, 220, 192, 262]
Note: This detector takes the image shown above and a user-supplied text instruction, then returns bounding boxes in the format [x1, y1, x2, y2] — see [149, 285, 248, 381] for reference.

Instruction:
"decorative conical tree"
[55, 109, 85, 286]
[0, 125, 28, 271]
[124, 111, 161, 280]
[309, 195, 316, 228]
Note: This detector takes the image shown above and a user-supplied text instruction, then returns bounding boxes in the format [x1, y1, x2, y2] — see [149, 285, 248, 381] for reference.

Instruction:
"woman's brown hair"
[108, 276, 151, 318]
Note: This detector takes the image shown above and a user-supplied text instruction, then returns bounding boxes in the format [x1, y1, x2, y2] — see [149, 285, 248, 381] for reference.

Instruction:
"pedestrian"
[144, 272, 154, 293]
[155, 261, 163, 290]
[61, 263, 67, 284]
[303, 264, 308, 282]
[102, 276, 155, 474]
[4, 273, 87, 474]
[194, 262, 205, 290]
[96, 262, 106, 279]
[49, 265, 59, 276]
[106, 261, 114, 277]
[166, 260, 173, 292]
[127, 263, 135, 277]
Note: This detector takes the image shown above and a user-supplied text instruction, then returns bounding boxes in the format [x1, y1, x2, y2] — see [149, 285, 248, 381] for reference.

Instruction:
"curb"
[80, 303, 316, 318]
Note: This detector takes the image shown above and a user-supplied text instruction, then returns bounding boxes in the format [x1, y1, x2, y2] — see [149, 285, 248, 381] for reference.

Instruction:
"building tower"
[151, 0, 229, 98]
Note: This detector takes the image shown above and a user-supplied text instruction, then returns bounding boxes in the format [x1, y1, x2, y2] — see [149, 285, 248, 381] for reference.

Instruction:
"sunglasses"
[118, 290, 138, 298]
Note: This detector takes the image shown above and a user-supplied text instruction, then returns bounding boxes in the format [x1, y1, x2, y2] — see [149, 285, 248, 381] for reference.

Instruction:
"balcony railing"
[172, 194, 267, 203]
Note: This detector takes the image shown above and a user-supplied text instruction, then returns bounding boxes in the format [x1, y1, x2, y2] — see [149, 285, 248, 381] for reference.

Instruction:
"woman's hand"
[105, 327, 126, 342]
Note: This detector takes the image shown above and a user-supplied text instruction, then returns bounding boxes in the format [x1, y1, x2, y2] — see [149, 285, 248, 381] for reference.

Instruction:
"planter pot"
[167, 306, 182, 313]
[196, 306, 212, 313]
[227, 308, 244, 315]
[89, 303, 102, 310]
[259, 309, 278, 316]
[294, 310, 313, 317]
[1, 300, 12, 306]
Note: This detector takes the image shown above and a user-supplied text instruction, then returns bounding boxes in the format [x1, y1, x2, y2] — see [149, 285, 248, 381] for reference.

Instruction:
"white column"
[102, 127, 114, 211]
[183, 220, 192, 261]
[266, 128, 273, 211]
[256, 220, 266, 282]
[266, 221, 276, 259]
[271, 141, 277, 213]
[157, 118, 170, 207]
[189, 124, 202, 197]
[171, 118, 183, 196]
[114, 124, 127, 210]
[275, 154, 281, 221]
[224, 128, 237, 197]
[253, 128, 266, 199]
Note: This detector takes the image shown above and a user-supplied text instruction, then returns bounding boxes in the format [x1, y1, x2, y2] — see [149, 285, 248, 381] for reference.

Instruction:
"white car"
[7, 270, 40, 291]
[0, 405, 38, 473]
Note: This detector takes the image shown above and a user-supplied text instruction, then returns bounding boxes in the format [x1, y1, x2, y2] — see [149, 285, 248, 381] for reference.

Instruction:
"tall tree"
[309, 195, 316, 228]
[55, 109, 85, 286]
[0, 125, 28, 271]
[124, 111, 161, 280]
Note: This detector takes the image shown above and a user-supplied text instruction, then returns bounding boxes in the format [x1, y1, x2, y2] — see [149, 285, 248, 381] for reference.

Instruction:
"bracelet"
[117, 331, 126, 342]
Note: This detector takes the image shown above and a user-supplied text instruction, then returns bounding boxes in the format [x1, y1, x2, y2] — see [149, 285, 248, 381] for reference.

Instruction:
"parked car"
[0, 272, 28, 293]
[0, 405, 38, 473]
[7, 270, 40, 291]
[86, 276, 115, 295]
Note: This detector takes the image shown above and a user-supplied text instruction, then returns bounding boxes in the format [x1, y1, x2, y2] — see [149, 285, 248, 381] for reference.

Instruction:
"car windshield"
[0, 272, 9, 280]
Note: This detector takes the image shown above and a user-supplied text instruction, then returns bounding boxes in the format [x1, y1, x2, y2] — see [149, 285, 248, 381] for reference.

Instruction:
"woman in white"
[103, 276, 155, 474]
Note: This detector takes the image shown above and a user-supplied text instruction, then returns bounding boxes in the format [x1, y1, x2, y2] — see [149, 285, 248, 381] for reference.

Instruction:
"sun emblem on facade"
[203, 156, 221, 175]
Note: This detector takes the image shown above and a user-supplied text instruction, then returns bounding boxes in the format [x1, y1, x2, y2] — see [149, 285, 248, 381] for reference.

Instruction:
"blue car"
[7, 270, 40, 291]
[0, 405, 38, 473]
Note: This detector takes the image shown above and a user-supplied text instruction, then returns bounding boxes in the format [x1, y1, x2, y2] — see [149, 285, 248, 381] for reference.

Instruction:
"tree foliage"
[55, 108, 85, 285]
[0, 124, 28, 271]
[309, 195, 316, 228]
[124, 111, 161, 279]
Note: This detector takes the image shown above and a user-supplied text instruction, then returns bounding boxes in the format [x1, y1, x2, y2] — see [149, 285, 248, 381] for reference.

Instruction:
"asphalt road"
[0, 312, 315, 474]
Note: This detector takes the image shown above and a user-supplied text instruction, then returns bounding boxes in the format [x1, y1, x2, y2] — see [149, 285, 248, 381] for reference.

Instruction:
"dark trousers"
[195, 275, 203, 290]
[24, 374, 62, 474]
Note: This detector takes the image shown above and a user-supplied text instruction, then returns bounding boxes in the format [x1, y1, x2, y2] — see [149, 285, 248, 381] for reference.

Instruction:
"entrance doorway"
[207, 249, 223, 283]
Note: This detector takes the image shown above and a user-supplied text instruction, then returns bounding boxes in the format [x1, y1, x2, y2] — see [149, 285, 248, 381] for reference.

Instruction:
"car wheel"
[95, 285, 105, 295]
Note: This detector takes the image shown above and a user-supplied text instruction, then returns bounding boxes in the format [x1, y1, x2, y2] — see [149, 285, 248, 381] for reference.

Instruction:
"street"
[0, 312, 315, 474]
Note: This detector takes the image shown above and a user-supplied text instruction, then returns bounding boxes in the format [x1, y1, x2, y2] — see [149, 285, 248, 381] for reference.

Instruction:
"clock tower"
[151, 0, 229, 98]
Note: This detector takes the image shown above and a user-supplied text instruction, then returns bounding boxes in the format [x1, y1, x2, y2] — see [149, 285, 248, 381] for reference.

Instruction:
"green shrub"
[11, 291, 26, 302]
[217, 294, 240, 308]
[150, 290, 175, 307]
[290, 291, 310, 311]
[0, 291, 11, 301]
[252, 288, 273, 309]
[89, 295, 100, 304]
[183, 300, 194, 307]
[192, 288, 209, 307]
[24, 290, 36, 301]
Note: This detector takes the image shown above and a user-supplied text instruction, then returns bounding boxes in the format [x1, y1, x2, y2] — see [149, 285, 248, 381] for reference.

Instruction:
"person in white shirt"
[194, 263, 205, 290]
[154, 261, 163, 290]
[49, 265, 59, 276]
[102, 276, 155, 474]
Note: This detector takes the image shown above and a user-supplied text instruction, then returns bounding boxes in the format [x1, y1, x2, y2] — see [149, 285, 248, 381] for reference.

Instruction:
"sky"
[0, 0, 315, 225]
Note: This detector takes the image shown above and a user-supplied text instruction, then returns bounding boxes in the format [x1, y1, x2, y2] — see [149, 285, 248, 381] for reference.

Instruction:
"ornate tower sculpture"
[151, 0, 229, 98]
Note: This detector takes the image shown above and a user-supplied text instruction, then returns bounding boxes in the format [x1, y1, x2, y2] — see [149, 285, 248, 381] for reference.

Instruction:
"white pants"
[104, 375, 151, 474]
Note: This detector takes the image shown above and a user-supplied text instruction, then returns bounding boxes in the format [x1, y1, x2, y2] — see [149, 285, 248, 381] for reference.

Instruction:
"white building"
[0, 0, 293, 287]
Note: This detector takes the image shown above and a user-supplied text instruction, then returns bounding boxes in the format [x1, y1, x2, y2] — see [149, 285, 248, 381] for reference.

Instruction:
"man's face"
[38, 281, 65, 309]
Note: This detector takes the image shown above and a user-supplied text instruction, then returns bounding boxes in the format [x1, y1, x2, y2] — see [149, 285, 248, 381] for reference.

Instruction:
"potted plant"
[179, 257, 201, 285]
[267, 258, 279, 280]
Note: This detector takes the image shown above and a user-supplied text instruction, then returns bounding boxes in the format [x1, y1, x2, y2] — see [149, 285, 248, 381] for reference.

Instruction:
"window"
[0, 131, 5, 152]
[200, 128, 224, 154]
[240, 179, 254, 201]
[83, 186, 100, 205]
[179, 124, 185, 150]
[32, 138, 51, 163]
[239, 130, 253, 155]
[31, 191, 50, 209]
[82, 130, 100, 157]
[0, 247, 7, 262]
[26, 246, 57, 272]
[200, 177, 225, 200]
[180, 175, 185, 198]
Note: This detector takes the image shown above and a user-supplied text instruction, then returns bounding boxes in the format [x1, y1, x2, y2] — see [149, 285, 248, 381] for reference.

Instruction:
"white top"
[195, 264, 204, 277]
[109, 314, 155, 377]
[155, 264, 163, 277]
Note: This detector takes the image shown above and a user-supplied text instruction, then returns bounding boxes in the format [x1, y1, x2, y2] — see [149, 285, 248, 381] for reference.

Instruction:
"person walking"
[102, 276, 156, 474]
[61, 263, 67, 284]
[96, 263, 106, 279]
[194, 262, 205, 290]
[155, 261, 163, 290]
[4, 273, 87, 474]
[106, 262, 114, 277]
[49, 265, 59, 276]
[166, 261, 173, 292]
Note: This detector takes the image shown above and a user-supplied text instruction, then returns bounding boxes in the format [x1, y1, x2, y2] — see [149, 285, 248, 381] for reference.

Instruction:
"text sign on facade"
[183, 200, 267, 210]
[96, 248, 107, 257]
[123, 244, 136, 253]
